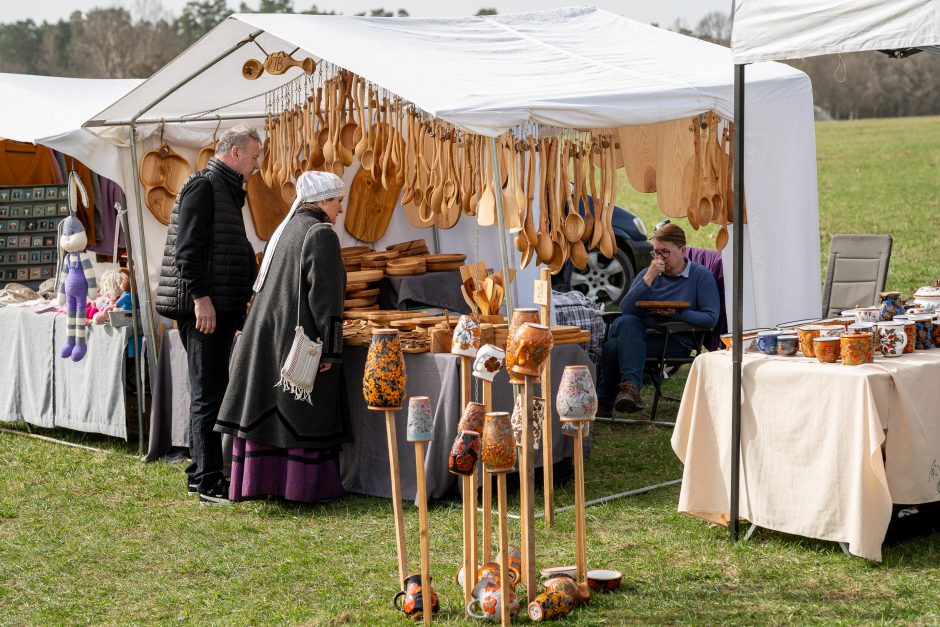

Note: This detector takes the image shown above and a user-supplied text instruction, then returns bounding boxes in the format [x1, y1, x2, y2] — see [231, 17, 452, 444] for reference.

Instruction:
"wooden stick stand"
[567, 418, 592, 583]
[495, 470, 512, 627]
[536, 269, 555, 527]
[481, 380, 494, 564]
[520, 375, 537, 603]
[413, 440, 433, 626]
[384, 409, 409, 590]
[459, 356, 478, 610]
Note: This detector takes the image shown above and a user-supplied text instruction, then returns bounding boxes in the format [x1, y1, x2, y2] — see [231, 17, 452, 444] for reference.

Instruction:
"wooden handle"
[414, 441, 433, 626]
[521, 375, 537, 603]
[496, 472, 511, 627]
[481, 381, 494, 563]
[539, 267, 555, 527]
[384, 410, 409, 590]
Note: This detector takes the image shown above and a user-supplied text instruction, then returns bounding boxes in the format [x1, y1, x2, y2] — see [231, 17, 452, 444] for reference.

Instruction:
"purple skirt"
[229, 436, 345, 503]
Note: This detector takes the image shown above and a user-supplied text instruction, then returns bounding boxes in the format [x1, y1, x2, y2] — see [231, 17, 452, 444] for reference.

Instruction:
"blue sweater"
[619, 259, 720, 329]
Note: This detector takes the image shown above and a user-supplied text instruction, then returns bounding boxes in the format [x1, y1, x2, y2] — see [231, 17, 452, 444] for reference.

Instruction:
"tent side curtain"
[731, 0, 940, 64]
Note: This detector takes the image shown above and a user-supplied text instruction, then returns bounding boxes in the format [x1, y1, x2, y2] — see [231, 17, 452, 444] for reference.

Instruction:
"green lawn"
[616, 115, 940, 297]
[2, 116, 940, 624]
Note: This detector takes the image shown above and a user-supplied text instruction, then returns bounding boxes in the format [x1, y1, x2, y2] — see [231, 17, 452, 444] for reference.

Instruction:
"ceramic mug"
[797, 325, 829, 357]
[393, 573, 440, 620]
[543, 574, 589, 605]
[509, 323, 554, 380]
[813, 336, 841, 363]
[756, 330, 780, 355]
[510, 395, 544, 450]
[909, 315, 934, 349]
[406, 396, 433, 442]
[466, 584, 520, 622]
[854, 306, 882, 324]
[505, 308, 541, 384]
[556, 364, 598, 420]
[448, 430, 481, 476]
[495, 546, 522, 575]
[482, 412, 517, 473]
[876, 322, 907, 357]
[472, 563, 521, 598]
[848, 324, 876, 361]
[451, 315, 482, 357]
[472, 344, 506, 381]
[526, 589, 575, 622]
[458, 401, 486, 433]
[776, 334, 799, 356]
[841, 332, 872, 366]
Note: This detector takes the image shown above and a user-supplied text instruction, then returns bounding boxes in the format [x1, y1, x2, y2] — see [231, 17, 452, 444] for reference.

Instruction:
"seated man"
[597, 223, 719, 415]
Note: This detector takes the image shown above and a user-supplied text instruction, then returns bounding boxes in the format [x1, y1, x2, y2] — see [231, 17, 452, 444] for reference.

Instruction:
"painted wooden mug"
[363, 328, 406, 410]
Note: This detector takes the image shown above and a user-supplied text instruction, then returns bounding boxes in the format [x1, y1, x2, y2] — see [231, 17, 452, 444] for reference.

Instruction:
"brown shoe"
[614, 381, 644, 414]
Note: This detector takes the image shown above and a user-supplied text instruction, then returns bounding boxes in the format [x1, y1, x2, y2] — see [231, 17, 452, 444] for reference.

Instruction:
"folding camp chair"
[821, 234, 892, 318]
[598, 312, 712, 426]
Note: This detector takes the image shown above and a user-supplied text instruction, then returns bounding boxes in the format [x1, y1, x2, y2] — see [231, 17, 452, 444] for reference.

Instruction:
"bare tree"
[694, 11, 731, 45]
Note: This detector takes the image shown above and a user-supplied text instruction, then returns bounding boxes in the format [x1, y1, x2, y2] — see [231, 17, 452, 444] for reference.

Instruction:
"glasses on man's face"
[653, 248, 677, 258]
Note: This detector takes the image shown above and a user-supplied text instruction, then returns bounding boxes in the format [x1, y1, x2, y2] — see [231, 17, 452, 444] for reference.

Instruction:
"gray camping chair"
[821, 234, 893, 317]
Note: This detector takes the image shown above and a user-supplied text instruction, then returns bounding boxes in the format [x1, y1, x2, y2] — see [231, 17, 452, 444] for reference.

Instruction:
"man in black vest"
[155, 125, 261, 503]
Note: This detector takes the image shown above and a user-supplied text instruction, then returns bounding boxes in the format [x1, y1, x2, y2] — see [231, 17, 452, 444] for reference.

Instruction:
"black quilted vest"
[154, 159, 254, 318]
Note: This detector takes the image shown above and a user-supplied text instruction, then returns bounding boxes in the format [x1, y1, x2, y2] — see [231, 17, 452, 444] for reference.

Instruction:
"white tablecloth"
[671, 349, 940, 561]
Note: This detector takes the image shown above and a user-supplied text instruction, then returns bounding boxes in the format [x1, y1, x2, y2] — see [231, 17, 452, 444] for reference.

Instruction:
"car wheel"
[569, 246, 635, 306]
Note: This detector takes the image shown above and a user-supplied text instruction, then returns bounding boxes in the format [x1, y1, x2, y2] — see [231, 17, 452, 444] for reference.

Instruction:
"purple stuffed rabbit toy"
[55, 172, 98, 362]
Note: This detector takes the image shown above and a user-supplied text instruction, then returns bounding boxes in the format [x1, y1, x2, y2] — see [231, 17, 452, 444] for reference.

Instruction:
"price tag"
[533, 280, 549, 306]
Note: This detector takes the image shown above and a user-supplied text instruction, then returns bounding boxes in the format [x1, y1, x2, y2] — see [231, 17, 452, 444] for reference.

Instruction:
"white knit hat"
[296, 171, 345, 203]
[253, 171, 345, 293]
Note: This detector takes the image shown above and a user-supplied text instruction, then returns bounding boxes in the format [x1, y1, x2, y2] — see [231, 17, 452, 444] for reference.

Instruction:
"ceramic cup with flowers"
[451, 315, 482, 358]
[510, 395, 544, 450]
[482, 411, 517, 473]
[875, 321, 907, 357]
[448, 430, 481, 476]
[509, 323, 554, 381]
[505, 308, 540, 384]
[406, 396, 433, 442]
[472, 344, 505, 381]
[458, 401, 486, 433]
[393, 573, 440, 620]
[363, 328, 407, 410]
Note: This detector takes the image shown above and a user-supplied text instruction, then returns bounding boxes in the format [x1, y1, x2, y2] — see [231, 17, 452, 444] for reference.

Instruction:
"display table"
[148, 328, 593, 501]
[672, 349, 940, 561]
[0, 306, 130, 439]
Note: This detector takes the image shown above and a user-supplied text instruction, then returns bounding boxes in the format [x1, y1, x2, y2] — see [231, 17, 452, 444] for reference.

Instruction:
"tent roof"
[0, 72, 141, 144]
[731, 0, 940, 64]
[86, 5, 806, 137]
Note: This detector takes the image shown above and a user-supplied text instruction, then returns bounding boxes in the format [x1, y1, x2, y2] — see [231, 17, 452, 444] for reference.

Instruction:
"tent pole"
[88, 113, 269, 128]
[488, 137, 514, 318]
[730, 62, 746, 542]
[127, 124, 159, 385]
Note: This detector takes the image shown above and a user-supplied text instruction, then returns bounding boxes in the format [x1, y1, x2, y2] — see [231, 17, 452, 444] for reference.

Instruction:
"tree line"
[0, 3, 936, 120]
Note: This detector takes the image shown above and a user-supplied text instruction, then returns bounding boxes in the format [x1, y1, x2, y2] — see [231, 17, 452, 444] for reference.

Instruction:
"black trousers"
[178, 314, 241, 491]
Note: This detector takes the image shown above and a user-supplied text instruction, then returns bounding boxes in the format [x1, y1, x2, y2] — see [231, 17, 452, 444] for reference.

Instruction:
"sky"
[0, 0, 732, 29]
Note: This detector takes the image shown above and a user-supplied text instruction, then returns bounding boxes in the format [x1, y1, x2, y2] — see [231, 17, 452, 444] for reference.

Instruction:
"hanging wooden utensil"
[344, 165, 404, 243]
[477, 139, 497, 227]
[599, 136, 617, 258]
[535, 138, 554, 263]
[246, 171, 291, 240]
[262, 51, 315, 76]
[655, 117, 696, 218]
[619, 123, 659, 193]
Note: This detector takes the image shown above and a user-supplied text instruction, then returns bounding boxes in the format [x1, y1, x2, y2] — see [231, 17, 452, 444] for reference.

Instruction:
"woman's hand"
[318, 361, 333, 373]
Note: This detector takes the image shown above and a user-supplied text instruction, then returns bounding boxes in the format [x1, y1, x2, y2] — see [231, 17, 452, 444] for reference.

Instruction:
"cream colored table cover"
[672, 349, 940, 561]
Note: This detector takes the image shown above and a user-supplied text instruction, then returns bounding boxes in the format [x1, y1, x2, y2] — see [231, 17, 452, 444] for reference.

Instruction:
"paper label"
[533, 280, 549, 306]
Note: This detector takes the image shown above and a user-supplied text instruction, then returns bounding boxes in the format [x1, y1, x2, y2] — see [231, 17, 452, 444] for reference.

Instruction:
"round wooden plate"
[347, 287, 380, 299]
[344, 295, 378, 308]
[346, 269, 384, 283]
[424, 253, 466, 263]
[346, 282, 368, 293]
[386, 267, 426, 276]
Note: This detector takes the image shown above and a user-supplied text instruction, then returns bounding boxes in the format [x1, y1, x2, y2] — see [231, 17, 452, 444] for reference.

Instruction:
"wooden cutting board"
[246, 172, 290, 241]
[619, 124, 659, 193]
[344, 165, 404, 242]
[655, 117, 696, 217]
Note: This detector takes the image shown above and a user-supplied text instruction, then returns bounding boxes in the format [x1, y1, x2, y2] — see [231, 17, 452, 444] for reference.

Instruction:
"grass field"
[2, 116, 939, 625]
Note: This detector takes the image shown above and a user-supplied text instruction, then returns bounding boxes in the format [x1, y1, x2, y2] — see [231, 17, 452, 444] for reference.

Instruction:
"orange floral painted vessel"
[505, 308, 540, 384]
[458, 401, 486, 433]
[841, 332, 872, 366]
[482, 411, 516, 473]
[393, 573, 439, 620]
[509, 323, 554, 381]
[813, 336, 841, 363]
[363, 328, 406, 410]
[448, 430, 481, 476]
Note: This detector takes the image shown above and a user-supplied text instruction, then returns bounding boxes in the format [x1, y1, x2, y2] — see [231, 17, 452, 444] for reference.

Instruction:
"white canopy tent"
[0, 72, 141, 185]
[731, 0, 940, 64]
[84, 6, 820, 337]
[721, 0, 940, 541]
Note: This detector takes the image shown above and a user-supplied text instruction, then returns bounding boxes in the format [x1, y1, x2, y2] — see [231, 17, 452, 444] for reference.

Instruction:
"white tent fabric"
[0, 73, 142, 184]
[731, 0, 940, 64]
[85, 6, 822, 327]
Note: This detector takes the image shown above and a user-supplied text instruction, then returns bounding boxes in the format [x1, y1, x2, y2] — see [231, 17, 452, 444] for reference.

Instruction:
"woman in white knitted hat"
[215, 171, 350, 503]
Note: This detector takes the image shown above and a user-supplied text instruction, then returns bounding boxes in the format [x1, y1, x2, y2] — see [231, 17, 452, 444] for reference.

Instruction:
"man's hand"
[193, 296, 216, 334]
[644, 258, 666, 286]
[650, 307, 676, 318]
[318, 361, 333, 373]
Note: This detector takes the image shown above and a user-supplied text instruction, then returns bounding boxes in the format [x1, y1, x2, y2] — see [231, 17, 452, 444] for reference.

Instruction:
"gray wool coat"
[214, 210, 351, 450]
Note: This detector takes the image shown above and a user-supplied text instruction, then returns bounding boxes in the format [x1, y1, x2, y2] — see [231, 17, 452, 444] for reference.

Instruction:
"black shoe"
[198, 479, 231, 504]
[596, 402, 613, 418]
[614, 382, 645, 414]
[187, 478, 198, 495]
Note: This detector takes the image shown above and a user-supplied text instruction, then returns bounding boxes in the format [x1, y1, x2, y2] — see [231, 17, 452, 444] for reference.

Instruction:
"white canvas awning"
[0, 72, 142, 184]
[85, 6, 822, 328]
[731, 0, 940, 64]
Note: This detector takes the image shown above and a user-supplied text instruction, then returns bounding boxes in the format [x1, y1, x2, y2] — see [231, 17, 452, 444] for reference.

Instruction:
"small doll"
[93, 268, 131, 324]
[56, 172, 98, 361]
